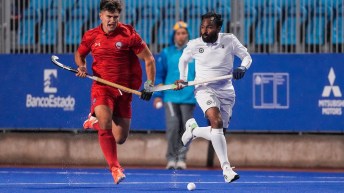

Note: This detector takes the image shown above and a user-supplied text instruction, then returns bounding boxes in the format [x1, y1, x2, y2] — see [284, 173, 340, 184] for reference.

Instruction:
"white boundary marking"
[1, 170, 343, 187]
[1, 170, 343, 178]
[0, 180, 343, 186]
[0, 171, 199, 176]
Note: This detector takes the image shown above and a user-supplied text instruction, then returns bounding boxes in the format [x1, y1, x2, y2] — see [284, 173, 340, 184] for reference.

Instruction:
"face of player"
[200, 18, 220, 43]
[174, 28, 189, 47]
[99, 10, 120, 34]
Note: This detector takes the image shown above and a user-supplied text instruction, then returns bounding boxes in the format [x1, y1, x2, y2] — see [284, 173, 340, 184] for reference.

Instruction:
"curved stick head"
[51, 55, 64, 68]
[51, 55, 59, 61]
[51, 55, 78, 74]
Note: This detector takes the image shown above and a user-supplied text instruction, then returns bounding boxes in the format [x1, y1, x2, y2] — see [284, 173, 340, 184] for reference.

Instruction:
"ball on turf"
[187, 182, 196, 191]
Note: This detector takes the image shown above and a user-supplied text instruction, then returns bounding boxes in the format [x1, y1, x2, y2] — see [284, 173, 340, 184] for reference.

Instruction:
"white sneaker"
[181, 118, 198, 147]
[176, 161, 187, 170]
[223, 167, 240, 183]
[166, 161, 176, 170]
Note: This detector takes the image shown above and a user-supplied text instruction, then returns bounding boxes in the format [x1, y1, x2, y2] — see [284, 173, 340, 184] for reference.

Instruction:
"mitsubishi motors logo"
[322, 68, 342, 97]
[318, 67, 344, 116]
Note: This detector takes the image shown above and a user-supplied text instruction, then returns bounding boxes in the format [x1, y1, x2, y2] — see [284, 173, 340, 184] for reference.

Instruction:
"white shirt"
[178, 33, 251, 98]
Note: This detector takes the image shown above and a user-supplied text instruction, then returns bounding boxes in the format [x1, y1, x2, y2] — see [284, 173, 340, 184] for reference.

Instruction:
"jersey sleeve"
[180, 41, 194, 63]
[77, 32, 92, 57]
[231, 35, 250, 60]
[230, 35, 252, 69]
[178, 42, 194, 80]
[129, 29, 147, 55]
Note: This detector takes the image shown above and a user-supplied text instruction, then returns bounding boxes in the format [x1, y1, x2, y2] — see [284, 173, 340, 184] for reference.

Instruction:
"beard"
[201, 33, 218, 43]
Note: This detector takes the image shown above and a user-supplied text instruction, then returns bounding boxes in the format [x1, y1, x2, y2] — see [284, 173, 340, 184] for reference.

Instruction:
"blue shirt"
[155, 45, 196, 104]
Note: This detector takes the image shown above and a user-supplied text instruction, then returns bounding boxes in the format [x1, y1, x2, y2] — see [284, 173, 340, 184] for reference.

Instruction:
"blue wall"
[0, 54, 343, 132]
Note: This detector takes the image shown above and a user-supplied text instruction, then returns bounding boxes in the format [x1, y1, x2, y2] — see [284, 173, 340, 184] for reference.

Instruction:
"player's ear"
[216, 26, 221, 33]
[99, 12, 103, 20]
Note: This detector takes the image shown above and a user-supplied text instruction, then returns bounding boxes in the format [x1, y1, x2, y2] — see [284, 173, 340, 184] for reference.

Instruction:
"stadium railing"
[0, 0, 343, 54]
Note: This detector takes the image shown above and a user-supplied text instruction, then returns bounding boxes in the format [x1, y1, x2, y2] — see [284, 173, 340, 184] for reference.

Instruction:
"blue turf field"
[0, 168, 343, 193]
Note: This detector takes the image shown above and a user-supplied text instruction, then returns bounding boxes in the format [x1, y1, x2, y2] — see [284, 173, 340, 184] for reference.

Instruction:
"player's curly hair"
[201, 11, 223, 29]
[100, 0, 122, 13]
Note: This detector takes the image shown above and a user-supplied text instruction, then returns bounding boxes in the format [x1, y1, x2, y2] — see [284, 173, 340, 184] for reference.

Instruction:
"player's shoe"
[111, 167, 126, 184]
[83, 113, 98, 130]
[181, 118, 198, 147]
[223, 166, 240, 183]
[176, 161, 187, 170]
[166, 160, 176, 170]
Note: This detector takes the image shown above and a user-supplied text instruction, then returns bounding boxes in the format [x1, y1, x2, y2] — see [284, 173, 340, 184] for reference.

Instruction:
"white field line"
[0, 171, 343, 179]
[0, 181, 344, 186]
[0, 171, 200, 176]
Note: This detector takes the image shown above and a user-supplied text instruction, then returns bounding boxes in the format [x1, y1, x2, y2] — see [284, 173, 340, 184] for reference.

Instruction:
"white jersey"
[179, 33, 251, 98]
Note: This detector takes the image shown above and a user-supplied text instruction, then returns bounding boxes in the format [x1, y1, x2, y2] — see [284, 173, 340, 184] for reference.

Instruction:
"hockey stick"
[51, 55, 142, 96]
[151, 74, 233, 92]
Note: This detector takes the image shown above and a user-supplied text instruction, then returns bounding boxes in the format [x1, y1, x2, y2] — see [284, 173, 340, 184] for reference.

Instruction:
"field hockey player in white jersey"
[174, 11, 252, 183]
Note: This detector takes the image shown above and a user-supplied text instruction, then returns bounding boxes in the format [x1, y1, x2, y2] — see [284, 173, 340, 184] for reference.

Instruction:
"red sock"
[98, 129, 120, 169]
[93, 122, 101, 131]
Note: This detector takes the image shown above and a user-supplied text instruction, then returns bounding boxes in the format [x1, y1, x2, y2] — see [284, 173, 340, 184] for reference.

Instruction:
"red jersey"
[77, 23, 145, 90]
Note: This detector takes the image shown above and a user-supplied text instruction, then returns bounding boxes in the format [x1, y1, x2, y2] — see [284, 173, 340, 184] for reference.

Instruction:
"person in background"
[153, 21, 196, 170]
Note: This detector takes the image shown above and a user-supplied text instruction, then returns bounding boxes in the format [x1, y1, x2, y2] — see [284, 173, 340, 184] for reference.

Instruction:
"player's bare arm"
[137, 46, 156, 84]
[74, 51, 87, 78]
[137, 46, 156, 100]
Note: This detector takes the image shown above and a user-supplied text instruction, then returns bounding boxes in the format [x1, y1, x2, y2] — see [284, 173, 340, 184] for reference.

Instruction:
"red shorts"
[90, 85, 132, 119]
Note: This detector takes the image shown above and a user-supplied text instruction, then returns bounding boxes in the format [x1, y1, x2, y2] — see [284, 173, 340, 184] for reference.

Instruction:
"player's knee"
[210, 117, 223, 128]
[98, 119, 112, 130]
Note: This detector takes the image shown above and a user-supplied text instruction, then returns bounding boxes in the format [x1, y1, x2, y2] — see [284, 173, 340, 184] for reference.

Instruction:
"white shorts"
[195, 86, 235, 128]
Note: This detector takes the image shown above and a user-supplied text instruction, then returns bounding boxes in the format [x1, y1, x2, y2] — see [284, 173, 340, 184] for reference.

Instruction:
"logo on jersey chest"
[94, 42, 101, 47]
[115, 42, 123, 49]
[199, 48, 204, 53]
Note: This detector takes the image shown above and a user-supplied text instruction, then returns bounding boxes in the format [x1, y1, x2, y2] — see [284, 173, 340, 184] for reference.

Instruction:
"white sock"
[193, 126, 211, 141]
[210, 128, 230, 169]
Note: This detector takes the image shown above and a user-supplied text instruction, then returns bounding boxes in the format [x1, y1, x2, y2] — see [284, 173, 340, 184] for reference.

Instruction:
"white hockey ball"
[187, 182, 196, 191]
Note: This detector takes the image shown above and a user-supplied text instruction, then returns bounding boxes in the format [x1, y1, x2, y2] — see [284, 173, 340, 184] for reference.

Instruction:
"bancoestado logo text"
[26, 69, 75, 111]
[318, 67, 343, 115]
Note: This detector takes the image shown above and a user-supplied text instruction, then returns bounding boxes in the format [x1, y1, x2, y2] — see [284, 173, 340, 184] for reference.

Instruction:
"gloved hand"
[140, 80, 154, 101]
[233, 66, 247, 80]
